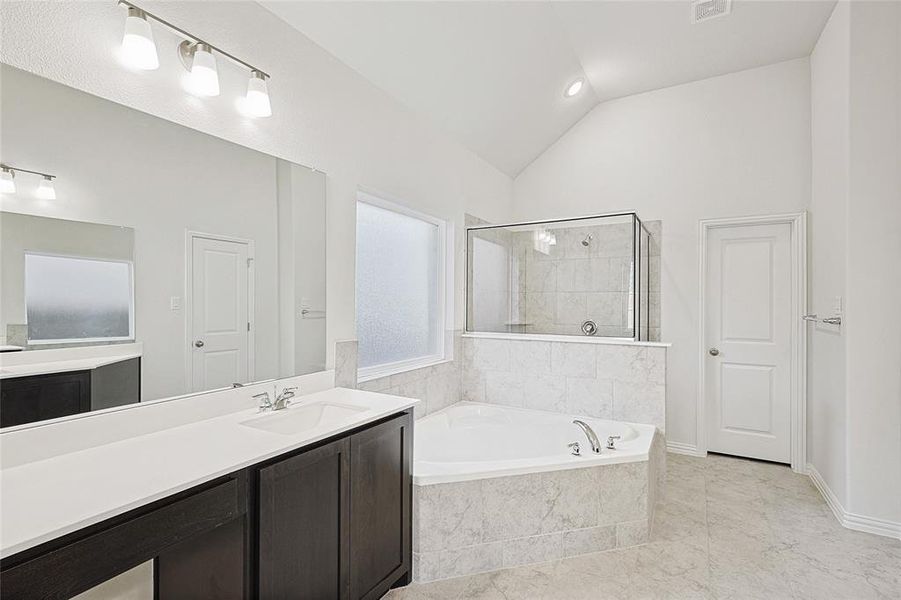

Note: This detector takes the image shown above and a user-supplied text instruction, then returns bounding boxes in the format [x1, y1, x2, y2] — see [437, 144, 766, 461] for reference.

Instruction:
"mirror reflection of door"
[188, 233, 253, 393]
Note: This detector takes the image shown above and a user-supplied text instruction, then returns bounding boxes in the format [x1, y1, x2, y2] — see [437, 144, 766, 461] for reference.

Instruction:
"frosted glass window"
[356, 200, 442, 370]
[25, 253, 134, 343]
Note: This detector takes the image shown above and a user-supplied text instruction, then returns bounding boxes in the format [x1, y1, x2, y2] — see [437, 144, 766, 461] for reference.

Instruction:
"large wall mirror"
[0, 65, 327, 428]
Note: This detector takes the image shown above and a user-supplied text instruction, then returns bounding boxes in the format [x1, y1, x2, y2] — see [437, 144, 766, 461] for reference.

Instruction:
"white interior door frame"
[698, 212, 807, 473]
[184, 230, 256, 392]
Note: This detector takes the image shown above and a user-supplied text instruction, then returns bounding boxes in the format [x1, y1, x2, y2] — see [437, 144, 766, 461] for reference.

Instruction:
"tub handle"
[606, 435, 621, 450]
[567, 441, 582, 456]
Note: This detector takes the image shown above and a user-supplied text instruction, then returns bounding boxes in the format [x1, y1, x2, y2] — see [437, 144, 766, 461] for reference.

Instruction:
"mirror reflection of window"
[25, 253, 134, 344]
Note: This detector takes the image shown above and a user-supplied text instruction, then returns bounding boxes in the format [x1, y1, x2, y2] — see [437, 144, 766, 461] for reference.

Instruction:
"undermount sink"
[240, 402, 368, 435]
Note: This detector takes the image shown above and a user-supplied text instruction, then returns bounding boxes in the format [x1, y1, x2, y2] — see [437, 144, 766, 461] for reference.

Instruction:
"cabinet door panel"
[156, 517, 245, 600]
[0, 370, 91, 427]
[350, 413, 412, 600]
[258, 437, 350, 599]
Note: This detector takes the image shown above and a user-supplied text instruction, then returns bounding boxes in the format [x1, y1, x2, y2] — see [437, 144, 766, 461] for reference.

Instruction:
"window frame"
[24, 250, 136, 345]
[355, 190, 453, 382]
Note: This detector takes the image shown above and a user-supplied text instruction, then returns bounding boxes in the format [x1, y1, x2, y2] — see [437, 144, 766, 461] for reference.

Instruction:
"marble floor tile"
[387, 453, 901, 600]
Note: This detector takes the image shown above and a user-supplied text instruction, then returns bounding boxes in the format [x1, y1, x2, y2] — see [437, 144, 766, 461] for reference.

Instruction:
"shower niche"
[466, 212, 658, 341]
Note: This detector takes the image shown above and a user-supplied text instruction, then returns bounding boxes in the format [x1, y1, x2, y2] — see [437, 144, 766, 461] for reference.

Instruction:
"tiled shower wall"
[468, 220, 661, 342]
[336, 334, 667, 429]
[461, 336, 666, 430]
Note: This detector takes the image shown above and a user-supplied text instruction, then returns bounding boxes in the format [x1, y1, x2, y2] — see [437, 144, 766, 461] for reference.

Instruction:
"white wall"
[844, 0, 901, 526]
[513, 59, 812, 448]
[808, 0, 901, 532]
[0, 1, 514, 370]
[808, 0, 850, 511]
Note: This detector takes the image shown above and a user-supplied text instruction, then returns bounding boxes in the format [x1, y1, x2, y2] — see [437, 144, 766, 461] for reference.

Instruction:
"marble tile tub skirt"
[412, 430, 666, 582]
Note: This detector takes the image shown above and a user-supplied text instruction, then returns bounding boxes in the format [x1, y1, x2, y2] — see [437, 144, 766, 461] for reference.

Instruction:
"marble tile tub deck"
[412, 431, 667, 583]
[390, 453, 901, 599]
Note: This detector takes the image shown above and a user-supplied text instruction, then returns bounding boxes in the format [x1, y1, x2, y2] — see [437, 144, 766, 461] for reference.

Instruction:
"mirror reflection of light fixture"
[121, 7, 159, 70]
[0, 166, 16, 194]
[117, 1, 272, 116]
[533, 229, 556, 254]
[36, 176, 57, 200]
[0, 164, 56, 199]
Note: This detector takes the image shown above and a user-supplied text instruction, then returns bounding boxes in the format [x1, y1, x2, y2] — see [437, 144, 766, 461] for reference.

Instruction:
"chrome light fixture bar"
[117, 1, 272, 116]
[0, 164, 57, 199]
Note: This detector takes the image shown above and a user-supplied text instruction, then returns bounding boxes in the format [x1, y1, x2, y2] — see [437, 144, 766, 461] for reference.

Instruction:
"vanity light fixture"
[117, 1, 272, 116]
[0, 166, 15, 194]
[181, 42, 220, 97]
[36, 176, 57, 200]
[121, 6, 159, 70]
[0, 164, 57, 199]
[242, 70, 272, 118]
[564, 78, 584, 98]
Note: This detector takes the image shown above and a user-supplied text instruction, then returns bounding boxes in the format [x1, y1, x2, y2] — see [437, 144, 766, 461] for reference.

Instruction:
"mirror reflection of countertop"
[0, 353, 142, 379]
[0, 387, 418, 558]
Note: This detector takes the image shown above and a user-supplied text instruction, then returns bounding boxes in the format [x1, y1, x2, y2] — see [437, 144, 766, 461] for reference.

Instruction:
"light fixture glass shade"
[0, 169, 15, 194]
[244, 71, 272, 118]
[36, 177, 56, 200]
[121, 8, 159, 70]
[189, 43, 220, 97]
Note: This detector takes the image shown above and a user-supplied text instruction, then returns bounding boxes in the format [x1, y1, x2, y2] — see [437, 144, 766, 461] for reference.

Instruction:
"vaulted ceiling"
[264, 1, 836, 177]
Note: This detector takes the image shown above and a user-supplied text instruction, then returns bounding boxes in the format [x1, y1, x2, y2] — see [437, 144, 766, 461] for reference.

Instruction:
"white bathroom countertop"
[0, 387, 418, 558]
[0, 353, 142, 379]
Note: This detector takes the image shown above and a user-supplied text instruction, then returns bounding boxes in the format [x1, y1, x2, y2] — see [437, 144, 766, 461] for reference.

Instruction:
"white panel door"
[190, 236, 250, 392]
[705, 223, 792, 463]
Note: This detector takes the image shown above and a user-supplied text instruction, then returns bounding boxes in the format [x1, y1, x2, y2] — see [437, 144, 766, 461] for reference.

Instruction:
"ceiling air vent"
[690, 0, 731, 24]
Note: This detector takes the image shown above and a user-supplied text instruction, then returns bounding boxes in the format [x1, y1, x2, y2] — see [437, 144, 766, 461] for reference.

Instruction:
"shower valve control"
[567, 441, 582, 456]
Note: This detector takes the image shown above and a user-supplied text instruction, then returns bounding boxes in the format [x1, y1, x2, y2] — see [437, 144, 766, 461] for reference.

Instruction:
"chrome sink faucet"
[253, 386, 298, 412]
[273, 386, 298, 410]
[573, 419, 602, 454]
[253, 391, 273, 412]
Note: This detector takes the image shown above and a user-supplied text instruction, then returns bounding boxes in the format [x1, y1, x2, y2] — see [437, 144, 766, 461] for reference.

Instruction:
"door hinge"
[247, 257, 253, 268]
[247, 322, 251, 332]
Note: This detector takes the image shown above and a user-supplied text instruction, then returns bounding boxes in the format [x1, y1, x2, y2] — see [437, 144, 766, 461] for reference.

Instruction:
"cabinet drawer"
[1, 477, 243, 600]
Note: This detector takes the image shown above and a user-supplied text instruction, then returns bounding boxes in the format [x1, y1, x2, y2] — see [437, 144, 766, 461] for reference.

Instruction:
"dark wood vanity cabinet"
[255, 411, 413, 600]
[0, 370, 91, 428]
[258, 437, 351, 598]
[349, 414, 413, 599]
[0, 409, 413, 600]
[0, 357, 141, 428]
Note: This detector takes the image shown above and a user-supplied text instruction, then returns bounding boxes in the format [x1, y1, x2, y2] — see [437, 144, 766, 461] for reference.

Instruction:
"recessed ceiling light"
[564, 79, 584, 98]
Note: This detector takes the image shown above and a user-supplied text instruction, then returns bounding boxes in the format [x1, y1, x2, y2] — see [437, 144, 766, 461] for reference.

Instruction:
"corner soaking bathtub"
[413, 402, 656, 485]
[411, 402, 665, 582]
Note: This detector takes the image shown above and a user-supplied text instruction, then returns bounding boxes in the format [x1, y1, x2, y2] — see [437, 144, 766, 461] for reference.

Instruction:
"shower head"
[581, 234, 593, 247]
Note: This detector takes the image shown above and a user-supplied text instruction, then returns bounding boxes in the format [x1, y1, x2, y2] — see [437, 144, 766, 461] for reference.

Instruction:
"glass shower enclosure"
[466, 212, 651, 341]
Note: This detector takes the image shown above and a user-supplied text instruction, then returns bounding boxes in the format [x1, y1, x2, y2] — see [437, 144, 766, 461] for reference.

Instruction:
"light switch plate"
[170, 296, 181, 311]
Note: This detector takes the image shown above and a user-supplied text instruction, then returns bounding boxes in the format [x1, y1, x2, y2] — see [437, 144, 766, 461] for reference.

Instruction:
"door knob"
[708, 347, 719, 356]
[194, 340, 205, 348]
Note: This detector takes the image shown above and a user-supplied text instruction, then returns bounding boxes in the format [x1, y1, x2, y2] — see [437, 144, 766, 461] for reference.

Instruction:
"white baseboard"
[666, 441, 705, 457]
[807, 464, 901, 540]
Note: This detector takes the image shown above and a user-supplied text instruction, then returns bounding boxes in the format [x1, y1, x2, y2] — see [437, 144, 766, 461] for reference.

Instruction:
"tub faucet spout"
[573, 420, 602, 454]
